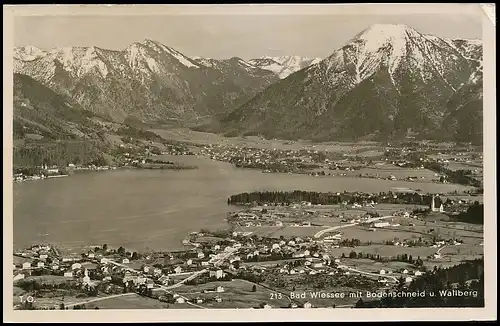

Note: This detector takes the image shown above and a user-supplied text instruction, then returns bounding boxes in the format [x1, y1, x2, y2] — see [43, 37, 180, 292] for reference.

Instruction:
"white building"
[22, 262, 31, 270]
[82, 269, 91, 284]
[431, 195, 445, 213]
[72, 263, 82, 270]
[303, 302, 313, 309]
[209, 269, 224, 279]
[374, 222, 390, 228]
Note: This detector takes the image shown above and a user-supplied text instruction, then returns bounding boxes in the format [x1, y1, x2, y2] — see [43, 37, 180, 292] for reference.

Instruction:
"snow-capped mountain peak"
[249, 55, 322, 78]
[221, 24, 483, 143]
[13, 46, 47, 61]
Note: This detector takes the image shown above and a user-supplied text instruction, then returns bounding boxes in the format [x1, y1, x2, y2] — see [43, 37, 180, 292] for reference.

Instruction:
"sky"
[13, 5, 484, 60]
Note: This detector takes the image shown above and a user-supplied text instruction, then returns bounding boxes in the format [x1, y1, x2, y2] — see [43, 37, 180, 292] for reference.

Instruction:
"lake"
[13, 155, 473, 252]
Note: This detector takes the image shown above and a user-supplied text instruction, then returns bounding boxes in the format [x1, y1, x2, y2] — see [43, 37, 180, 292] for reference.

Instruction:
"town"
[13, 190, 484, 310]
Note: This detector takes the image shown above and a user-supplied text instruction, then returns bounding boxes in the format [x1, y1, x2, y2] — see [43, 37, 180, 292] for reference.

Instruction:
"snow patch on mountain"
[14, 46, 47, 61]
[249, 55, 322, 78]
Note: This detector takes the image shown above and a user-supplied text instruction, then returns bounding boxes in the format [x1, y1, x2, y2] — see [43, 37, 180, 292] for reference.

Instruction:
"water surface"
[13, 155, 471, 252]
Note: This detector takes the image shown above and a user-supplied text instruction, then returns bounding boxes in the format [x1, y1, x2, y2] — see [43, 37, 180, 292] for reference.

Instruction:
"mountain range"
[13, 24, 483, 144]
[217, 24, 483, 143]
[13, 40, 279, 124]
[248, 56, 322, 79]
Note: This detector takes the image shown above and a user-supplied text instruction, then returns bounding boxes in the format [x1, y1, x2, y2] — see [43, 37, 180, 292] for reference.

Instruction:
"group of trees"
[456, 202, 484, 224]
[423, 162, 482, 187]
[227, 190, 436, 206]
[342, 251, 425, 266]
[339, 238, 362, 247]
[355, 258, 484, 308]
[14, 140, 108, 168]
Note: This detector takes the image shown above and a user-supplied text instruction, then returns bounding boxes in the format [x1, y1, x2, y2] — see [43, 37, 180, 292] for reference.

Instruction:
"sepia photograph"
[3, 3, 496, 322]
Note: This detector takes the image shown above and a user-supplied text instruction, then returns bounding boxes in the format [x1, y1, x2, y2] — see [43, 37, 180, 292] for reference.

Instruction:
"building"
[303, 302, 313, 309]
[122, 258, 130, 264]
[176, 297, 186, 304]
[374, 222, 390, 228]
[158, 275, 170, 285]
[22, 262, 31, 270]
[64, 271, 73, 278]
[37, 261, 45, 268]
[71, 263, 82, 270]
[379, 269, 386, 275]
[430, 195, 445, 213]
[214, 296, 223, 303]
[414, 271, 424, 276]
[82, 269, 91, 284]
[174, 266, 183, 274]
[209, 269, 224, 279]
[13, 273, 25, 281]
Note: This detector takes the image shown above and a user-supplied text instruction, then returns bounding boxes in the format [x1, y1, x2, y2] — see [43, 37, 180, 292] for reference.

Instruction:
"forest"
[13, 140, 108, 169]
[355, 258, 484, 308]
[455, 201, 484, 224]
[227, 190, 436, 206]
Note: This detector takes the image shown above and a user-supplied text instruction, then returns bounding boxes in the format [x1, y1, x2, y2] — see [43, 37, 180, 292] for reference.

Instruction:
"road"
[153, 248, 239, 308]
[86, 248, 239, 309]
[64, 292, 136, 308]
[313, 215, 396, 238]
[338, 265, 399, 283]
[436, 245, 449, 255]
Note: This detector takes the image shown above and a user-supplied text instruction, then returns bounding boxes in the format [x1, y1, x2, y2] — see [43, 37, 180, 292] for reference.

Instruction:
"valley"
[11, 21, 485, 311]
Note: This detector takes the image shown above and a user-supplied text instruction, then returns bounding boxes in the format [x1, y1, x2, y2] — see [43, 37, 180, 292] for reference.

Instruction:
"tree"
[59, 303, 65, 310]
[102, 244, 108, 252]
[117, 246, 126, 256]
[252, 285, 257, 292]
[355, 298, 365, 308]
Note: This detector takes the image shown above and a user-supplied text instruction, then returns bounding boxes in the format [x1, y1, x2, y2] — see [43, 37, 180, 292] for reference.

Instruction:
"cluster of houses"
[199, 144, 341, 173]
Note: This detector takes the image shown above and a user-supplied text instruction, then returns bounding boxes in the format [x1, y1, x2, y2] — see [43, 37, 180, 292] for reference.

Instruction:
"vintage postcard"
[3, 3, 497, 322]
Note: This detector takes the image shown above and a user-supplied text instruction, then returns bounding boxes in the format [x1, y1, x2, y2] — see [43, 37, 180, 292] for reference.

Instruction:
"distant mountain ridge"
[218, 24, 483, 143]
[13, 40, 279, 124]
[249, 56, 322, 79]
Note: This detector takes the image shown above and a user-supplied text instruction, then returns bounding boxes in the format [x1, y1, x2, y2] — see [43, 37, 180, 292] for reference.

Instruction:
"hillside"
[13, 73, 115, 167]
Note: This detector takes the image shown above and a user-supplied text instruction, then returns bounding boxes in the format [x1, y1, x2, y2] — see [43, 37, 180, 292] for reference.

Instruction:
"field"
[151, 128, 381, 154]
[236, 226, 325, 238]
[336, 165, 438, 180]
[162, 279, 291, 309]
